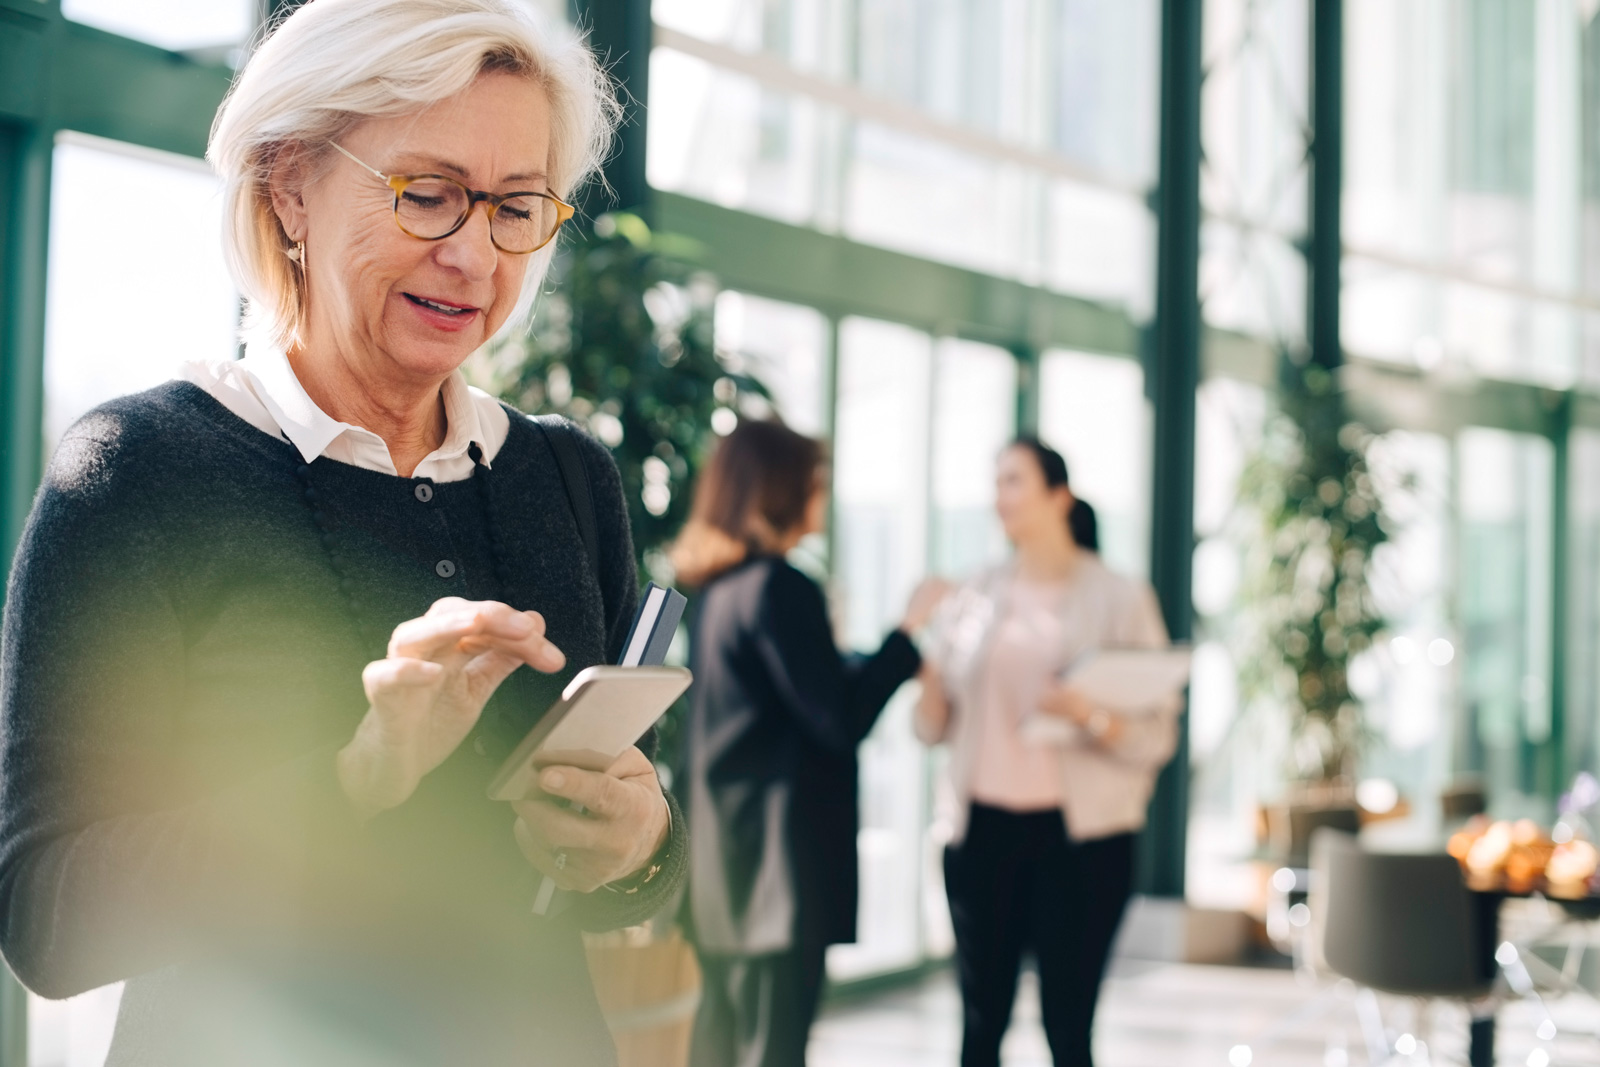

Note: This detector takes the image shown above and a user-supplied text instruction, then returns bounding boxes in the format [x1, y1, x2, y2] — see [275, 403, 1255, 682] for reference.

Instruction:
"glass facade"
[1457, 428, 1556, 809]
[649, 0, 1160, 311]
[1199, 0, 1310, 348]
[648, 0, 1600, 969]
[1036, 349, 1151, 579]
[43, 134, 239, 458]
[1343, 0, 1600, 384]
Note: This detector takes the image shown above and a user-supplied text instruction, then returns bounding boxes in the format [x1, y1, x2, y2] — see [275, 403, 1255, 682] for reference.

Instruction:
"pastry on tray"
[1545, 839, 1599, 900]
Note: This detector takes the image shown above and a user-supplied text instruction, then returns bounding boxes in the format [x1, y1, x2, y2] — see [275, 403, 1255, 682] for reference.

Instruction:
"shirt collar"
[238, 344, 492, 472]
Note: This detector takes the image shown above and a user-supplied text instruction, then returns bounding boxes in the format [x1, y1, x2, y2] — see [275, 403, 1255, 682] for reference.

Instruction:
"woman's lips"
[403, 292, 481, 331]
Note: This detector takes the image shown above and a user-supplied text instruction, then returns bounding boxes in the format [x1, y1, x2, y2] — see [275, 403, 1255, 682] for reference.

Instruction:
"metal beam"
[1308, 0, 1343, 369]
[571, 0, 650, 218]
[1551, 393, 1571, 791]
[1342, 360, 1572, 439]
[1, 20, 232, 159]
[1141, 0, 1204, 899]
[655, 192, 1141, 356]
[0, 121, 50, 571]
[0, 113, 50, 1067]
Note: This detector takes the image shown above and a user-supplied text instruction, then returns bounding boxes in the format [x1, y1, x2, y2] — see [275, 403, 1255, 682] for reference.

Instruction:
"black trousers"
[944, 803, 1135, 1067]
[690, 927, 829, 1067]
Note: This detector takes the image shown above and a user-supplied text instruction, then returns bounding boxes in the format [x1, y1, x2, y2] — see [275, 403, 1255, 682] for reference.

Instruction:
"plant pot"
[1264, 784, 1361, 868]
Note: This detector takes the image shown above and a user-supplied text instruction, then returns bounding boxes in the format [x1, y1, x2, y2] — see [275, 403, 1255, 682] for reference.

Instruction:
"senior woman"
[0, 2, 681, 1064]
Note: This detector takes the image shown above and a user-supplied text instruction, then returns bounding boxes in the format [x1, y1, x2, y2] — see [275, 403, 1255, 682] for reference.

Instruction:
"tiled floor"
[810, 960, 1600, 1066]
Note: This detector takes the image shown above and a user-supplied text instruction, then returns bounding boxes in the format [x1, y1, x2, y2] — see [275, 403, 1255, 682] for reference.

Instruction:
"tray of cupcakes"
[1447, 815, 1599, 906]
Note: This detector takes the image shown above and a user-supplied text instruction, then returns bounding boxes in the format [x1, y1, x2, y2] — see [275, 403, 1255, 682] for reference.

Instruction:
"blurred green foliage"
[474, 212, 767, 586]
[1232, 363, 1390, 785]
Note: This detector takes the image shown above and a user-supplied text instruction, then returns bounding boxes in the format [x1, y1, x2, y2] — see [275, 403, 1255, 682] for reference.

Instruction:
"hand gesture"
[337, 598, 566, 820]
[902, 577, 953, 633]
[511, 747, 671, 892]
[1038, 683, 1121, 744]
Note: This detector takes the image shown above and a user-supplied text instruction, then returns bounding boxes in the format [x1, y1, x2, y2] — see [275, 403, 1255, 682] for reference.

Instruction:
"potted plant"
[471, 212, 768, 591]
[1230, 362, 1390, 864]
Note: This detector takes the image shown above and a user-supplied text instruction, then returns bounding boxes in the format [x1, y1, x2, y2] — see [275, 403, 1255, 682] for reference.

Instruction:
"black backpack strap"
[533, 415, 602, 589]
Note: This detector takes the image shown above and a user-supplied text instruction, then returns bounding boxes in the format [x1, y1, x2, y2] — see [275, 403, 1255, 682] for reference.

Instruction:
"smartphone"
[486, 665, 691, 802]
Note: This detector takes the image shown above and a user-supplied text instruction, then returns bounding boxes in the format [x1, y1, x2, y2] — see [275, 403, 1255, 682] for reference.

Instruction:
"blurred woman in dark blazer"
[673, 420, 944, 1067]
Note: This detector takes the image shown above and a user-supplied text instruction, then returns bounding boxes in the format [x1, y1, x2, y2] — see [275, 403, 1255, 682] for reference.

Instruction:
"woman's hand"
[1038, 683, 1122, 745]
[337, 598, 567, 821]
[510, 747, 670, 893]
[913, 661, 951, 745]
[901, 577, 952, 633]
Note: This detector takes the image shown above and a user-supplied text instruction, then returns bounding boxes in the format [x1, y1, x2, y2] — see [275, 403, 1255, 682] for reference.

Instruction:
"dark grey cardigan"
[0, 381, 685, 1066]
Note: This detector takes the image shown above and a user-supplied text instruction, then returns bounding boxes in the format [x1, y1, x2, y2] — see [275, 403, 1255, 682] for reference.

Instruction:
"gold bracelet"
[602, 797, 672, 896]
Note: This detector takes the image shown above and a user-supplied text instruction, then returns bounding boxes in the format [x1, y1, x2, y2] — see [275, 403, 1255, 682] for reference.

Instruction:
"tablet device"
[1063, 646, 1192, 713]
[1020, 646, 1191, 747]
[486, 665, 691, 802]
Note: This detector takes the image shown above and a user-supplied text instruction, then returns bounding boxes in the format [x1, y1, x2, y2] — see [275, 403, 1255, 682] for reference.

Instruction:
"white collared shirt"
[179, 346, 511, 481]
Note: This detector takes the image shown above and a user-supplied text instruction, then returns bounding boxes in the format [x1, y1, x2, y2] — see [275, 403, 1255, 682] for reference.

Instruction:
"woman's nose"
[436, 203, 499, 277]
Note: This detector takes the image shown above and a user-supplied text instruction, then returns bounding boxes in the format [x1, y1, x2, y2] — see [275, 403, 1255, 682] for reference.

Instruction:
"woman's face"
[277, 72, 552, 382]
[994, 446, 1072, 546]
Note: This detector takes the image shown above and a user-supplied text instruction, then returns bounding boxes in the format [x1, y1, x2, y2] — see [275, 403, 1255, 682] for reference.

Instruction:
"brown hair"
[670, 420, 825, 586]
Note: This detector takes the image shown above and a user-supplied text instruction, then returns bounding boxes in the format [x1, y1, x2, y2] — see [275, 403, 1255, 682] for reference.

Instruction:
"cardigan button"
[414, 483, 434, 503]
[435, 559, 457, 579]
[473, 736, 488, 757]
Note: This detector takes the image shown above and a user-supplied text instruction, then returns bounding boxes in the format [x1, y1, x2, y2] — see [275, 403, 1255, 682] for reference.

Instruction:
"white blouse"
[178, 345, 511, 482]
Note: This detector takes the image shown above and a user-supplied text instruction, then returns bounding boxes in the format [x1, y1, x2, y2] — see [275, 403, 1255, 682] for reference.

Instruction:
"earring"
[285, 241, 305, 271]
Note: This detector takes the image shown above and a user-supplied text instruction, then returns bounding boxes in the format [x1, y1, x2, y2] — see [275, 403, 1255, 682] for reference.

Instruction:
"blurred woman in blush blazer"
[916, 438, 1177, 1067]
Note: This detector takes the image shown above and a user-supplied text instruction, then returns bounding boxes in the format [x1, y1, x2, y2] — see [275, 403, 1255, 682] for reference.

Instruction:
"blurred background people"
[671, 420, 944, 1067]
[914, 438, 1178, 1067]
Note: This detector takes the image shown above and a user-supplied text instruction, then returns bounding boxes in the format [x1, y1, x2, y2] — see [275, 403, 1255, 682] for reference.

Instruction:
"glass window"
[827, 316, 932, 981]
[1343, 0, 1590, 383]
[930, 339, 1016, 578]
[1036, 349, 1151, 578]
[714, 290, 829, 435]
[44, 133, 239, 457]
[1046, 181, 1156, 316]
[653, 0, 832, 69]
[648, 0, 1160, 305]
[1457, 428, 1555, 815]
[1361, 431, 1456, 837]
[842, 124, 1031, 280]
[1201, 0, 1310, 348]
[1568, 428, 1600, 780]
[1051, 0, 1161, 185]
[27, 985, 123, 1067]
[648, 51, 824, 226]
[832, 317, 932, 648]
[1186, 377, 1269, 910]
[62, 0, 254, 55]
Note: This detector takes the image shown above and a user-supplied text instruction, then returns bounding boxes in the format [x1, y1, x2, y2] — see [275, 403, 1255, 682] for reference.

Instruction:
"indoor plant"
[1230, 362, 1390, 858]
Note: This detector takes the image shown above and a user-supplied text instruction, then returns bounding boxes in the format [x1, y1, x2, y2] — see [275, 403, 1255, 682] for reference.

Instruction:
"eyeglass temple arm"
[329, 141, 391, 183]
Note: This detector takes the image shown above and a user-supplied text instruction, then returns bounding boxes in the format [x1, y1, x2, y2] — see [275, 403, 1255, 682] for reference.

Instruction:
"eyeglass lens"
[395, 179, 561, 253]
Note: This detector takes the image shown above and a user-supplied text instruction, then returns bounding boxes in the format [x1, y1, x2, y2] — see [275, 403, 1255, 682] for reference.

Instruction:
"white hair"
[208, 0, 618, 351]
